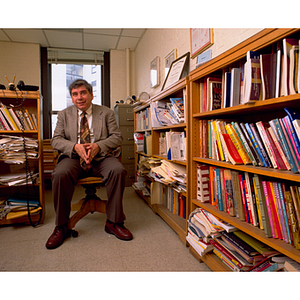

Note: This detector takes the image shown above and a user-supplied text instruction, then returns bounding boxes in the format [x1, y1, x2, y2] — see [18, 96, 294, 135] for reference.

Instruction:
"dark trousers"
[51, 156, 127, 226]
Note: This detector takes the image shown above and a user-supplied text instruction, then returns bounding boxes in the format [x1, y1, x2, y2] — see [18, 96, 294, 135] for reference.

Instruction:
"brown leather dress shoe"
[46, 225, 71, 249]
[105, 221, 133, 241]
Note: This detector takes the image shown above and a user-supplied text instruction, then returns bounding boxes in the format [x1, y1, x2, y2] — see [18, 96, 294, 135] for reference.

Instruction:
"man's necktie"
[80, 111, 91, 170]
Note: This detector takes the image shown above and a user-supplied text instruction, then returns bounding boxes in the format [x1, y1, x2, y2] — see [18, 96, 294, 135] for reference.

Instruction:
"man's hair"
[69, 79, 93, 95]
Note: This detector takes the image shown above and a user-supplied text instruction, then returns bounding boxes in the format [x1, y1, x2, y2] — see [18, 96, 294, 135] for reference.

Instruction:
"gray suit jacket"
[51, 104, 122, 162]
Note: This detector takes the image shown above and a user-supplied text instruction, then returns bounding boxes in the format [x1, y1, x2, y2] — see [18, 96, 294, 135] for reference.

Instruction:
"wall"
[132, 28, 263, 98]
[110, 49, 126, 106]
[0, 41, 40, 87]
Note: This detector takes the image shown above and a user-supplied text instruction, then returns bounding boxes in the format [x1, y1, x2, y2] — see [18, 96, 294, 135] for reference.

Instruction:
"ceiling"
[0, 28, 147, 52]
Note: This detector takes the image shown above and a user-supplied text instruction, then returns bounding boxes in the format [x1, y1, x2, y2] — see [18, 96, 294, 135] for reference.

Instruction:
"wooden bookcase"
[188, 28, 300, 270]
[134, 77, 189, 243]
[0, 90, 44, 226]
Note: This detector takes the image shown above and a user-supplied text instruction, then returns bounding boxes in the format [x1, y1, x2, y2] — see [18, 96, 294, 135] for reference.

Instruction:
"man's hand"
[74, 143, 100, 165]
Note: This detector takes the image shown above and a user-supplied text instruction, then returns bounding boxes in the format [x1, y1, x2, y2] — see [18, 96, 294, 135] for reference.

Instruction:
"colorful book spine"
[271, 118, 298, 173]
[225, 123, 251, 165]
[262, 181, 276, 238]
[244, 123, 268, 167]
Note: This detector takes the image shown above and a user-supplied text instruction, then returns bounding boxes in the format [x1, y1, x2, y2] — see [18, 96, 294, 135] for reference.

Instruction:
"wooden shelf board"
[152, 204, 186, 243]
[193, 157, 300, 183]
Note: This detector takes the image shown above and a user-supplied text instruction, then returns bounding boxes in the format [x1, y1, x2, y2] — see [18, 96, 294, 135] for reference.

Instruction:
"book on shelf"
[253, 174, 273, 238]
[169, 98, 184, 123]
[205, 77, 222, 111]
[232, 122, 258, 166]
[221, 231, 264, 264]
[244, 172, 259, 227]
[281, 38, 299, 96]
[211, 120, 225, 161]
[204, 209, 237, 232]
[0, 104, 18, 130]
[247, 122, 272, 168]
[210, 81, 222, 110]
[260, 53, 277, 100]
[233, 230, 279, 257]
[231, 170, 245, 221]
[230, 67, 242, 107]
[243, 51, 262, 103]
[284, 258, 300, 271]
[197, 163, 210, 203]
[225, 123, 251, 165]
[222, 169, 236, 216]
[220, 132, 243, 165]
[285, 189, 300, 249]
[289, 45, 299, 95]
[223, 71, 231, 108]
[270, 118, 298, 173]
[0, 110, 11, 130]
[279, 118, 300, 173]
[256, 121, 287, 169]
[186, 232, 214, 257]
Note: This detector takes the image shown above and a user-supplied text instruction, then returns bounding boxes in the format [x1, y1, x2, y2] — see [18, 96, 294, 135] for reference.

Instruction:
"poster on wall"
[190, 28, 214, 59]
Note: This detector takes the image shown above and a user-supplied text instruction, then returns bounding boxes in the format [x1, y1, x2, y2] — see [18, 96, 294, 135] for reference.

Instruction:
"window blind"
[47, 48, 104, 65]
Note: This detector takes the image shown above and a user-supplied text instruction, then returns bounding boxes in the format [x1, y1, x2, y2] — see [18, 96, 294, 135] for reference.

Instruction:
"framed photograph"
[161, 52, 190, 91]
[150, 56, 159, 88]
[164, 49, 177, 79]
[190, 28, 214, 59]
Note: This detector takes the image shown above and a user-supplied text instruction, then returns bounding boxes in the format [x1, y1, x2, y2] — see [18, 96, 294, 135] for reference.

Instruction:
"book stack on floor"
[199, 107, 300, 174]
[197, 163, 300, 250]
[186, 207, 290, 271]
[198, 38, 300, 113]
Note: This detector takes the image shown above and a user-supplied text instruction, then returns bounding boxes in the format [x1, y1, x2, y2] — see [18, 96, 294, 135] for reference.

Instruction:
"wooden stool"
[68, 177, 106, 235]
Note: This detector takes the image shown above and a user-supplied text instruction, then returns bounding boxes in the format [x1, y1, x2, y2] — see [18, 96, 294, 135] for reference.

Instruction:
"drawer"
[123, 163, 135, 177]
[115, 106, 134, 126]
[121, 145, 135, 164]
[120, 126, 134, 144]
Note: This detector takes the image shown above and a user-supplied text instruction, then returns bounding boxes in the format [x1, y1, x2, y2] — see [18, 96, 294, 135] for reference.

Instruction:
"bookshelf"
[188, 28, 300, 270]
[0, 90, 44, 226]
[134, 77, 189, 243]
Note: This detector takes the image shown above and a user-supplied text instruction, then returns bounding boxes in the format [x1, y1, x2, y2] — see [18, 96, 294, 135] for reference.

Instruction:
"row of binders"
[197, 163, 300, 250]
[0, 102, 37, 131]
[200, 108, 300, 173]
[186, 208, 300, 271]
[201, 38, 300, 112]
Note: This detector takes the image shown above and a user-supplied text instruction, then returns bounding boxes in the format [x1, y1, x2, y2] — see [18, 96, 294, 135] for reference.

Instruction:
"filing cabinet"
[114, 104, 135, 186]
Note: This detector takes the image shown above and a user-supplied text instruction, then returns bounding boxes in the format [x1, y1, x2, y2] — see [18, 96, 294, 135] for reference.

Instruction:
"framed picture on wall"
[164, 49, 177, 79]
[150, 56, 160, 88]
[190, 28, 214, 59]
[161, 52, 190, 91]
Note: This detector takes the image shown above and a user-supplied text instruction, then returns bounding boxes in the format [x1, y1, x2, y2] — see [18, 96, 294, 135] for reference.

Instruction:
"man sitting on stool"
[46, 79, 133, 249]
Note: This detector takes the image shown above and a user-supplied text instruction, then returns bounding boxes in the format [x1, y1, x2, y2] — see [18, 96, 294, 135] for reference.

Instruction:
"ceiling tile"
[83, 33, 119, 51]
[117, 36, 140, 50]
[0, 30, 11, 42]
[44, 30, 83, 49]
[1, 29, 48, 45]
[122, 28, 146, 37]
[83, 28, 122, 36]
